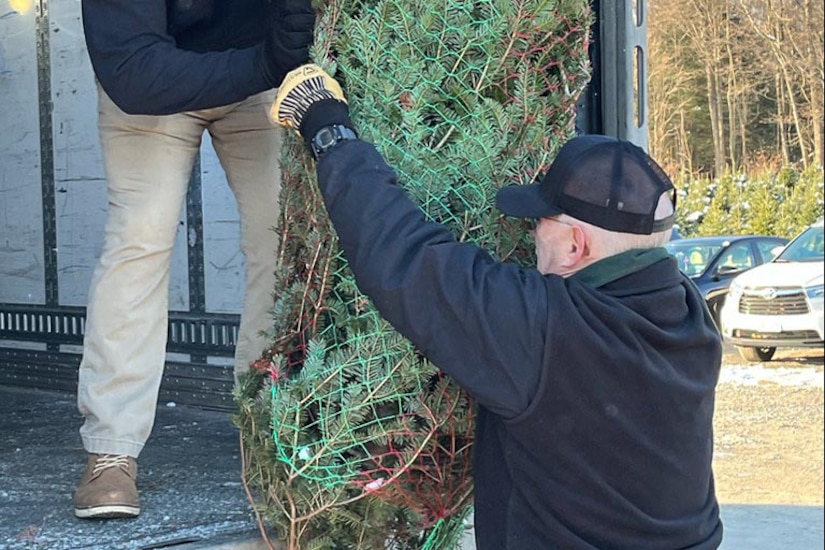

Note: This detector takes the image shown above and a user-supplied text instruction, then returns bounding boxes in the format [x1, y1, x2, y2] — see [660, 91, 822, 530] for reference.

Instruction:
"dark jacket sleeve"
[82, 0, 270, 115]
[316, 140, 551, 418]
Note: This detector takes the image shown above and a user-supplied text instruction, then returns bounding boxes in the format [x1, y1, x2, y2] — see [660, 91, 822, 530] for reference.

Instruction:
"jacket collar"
[571, 247, 673, 289]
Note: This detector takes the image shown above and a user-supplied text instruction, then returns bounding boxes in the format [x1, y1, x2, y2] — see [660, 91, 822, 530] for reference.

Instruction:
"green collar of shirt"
[571, 247, 672, 288]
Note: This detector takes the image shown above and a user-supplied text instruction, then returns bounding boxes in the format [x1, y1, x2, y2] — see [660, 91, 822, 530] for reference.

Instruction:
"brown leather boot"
[74, 453, 140, 519]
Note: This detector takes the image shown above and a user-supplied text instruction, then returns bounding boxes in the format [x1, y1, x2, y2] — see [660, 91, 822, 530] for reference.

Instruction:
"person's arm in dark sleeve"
[82, 0, 269, 115]
[315, 140, 550, 418]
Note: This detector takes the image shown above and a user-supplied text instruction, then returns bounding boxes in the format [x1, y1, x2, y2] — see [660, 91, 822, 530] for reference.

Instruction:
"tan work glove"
[270, 64, 348, 131]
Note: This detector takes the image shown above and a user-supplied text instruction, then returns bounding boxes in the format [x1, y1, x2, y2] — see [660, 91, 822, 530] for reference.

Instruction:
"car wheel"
[737, 346, 776, 362]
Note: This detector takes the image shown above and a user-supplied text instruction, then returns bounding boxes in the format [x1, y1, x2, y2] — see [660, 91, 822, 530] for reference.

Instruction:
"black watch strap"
[310, 124, 358, 159]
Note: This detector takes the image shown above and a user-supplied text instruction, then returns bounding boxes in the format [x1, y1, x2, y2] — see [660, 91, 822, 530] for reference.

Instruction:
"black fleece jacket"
[82, 0, 270, 115]
[314, 139, 724, 550]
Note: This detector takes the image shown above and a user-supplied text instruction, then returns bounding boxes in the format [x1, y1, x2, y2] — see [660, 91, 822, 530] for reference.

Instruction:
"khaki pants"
[78, 85, 281, 458]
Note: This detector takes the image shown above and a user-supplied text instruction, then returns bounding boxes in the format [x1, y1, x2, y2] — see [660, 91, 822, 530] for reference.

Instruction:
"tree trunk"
[706, 66, 725, 175]
[725, 15, 738, 172]
[811, 74, 824, 167]
[780, 62, 809, 168]
[725, 78, 736, 171]
[739, 96, 748, 169]
[776, 74, 790, 165]
[679, 111, 694, 174]
[803, 0, 824, 167]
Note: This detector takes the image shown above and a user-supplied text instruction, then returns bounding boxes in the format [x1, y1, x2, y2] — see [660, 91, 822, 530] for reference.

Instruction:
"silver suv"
[719, 218, 824, 362]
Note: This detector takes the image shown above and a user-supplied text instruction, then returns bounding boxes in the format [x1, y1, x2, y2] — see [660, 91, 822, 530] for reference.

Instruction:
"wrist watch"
[310, 124, 358, 159]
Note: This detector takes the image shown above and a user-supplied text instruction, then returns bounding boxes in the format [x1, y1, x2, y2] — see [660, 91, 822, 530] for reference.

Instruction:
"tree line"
[648, 0, 823, 176]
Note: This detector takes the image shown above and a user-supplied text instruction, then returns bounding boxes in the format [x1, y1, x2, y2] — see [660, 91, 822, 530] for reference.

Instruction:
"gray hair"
[561, 192, 675, 258]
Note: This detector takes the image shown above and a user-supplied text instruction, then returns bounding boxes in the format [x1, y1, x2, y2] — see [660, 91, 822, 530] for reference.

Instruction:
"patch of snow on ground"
[719, 364, 824, 388]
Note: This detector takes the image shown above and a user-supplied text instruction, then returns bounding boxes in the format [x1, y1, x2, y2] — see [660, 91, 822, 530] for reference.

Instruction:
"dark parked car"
[665, 235, 789, 323]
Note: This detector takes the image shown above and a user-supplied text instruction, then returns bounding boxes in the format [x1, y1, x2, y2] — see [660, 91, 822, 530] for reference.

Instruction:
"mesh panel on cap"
[551, 142, 674, 234]
[563, 143, 660, 215]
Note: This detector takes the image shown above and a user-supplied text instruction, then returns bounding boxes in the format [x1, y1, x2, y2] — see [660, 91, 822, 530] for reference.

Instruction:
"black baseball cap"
[496, 135, 676, 235]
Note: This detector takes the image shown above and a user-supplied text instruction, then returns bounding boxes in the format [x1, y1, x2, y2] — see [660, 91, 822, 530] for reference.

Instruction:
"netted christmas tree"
[235, 1, 593, 548]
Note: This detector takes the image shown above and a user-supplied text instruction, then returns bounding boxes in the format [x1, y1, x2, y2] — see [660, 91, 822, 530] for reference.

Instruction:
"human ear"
[567, 225, 590, 262]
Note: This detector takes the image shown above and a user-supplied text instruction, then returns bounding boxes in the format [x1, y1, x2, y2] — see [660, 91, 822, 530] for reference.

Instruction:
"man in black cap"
[269, 65, 723, 549]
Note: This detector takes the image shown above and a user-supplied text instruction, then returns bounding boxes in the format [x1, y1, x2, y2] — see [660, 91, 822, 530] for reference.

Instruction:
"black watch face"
[312, 125, 356, 158]
[316, 128, 336, 148]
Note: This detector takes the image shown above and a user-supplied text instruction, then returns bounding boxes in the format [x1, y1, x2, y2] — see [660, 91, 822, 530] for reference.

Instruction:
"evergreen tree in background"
[235, 1, 592, 548]
[775, 166, 825, 238]
[675, 166, 823, 239]
[747, 179, 780, 237]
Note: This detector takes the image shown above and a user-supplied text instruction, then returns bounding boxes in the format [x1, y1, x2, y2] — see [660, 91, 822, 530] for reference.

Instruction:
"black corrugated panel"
[0, 303, 241, 410]
[0, 349, 236, 411]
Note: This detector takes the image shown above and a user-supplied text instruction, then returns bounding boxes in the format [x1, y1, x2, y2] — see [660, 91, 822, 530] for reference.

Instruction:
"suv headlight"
[805, 284, 824, 301]
[728, 280, 744, 301]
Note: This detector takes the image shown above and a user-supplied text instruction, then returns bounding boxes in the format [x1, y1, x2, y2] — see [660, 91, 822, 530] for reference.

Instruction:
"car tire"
[737, 346, 777, 362]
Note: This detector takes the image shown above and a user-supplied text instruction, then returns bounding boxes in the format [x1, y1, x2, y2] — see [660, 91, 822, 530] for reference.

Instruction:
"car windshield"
[776, 225, 825, 262]
[665, 241, 725, 276]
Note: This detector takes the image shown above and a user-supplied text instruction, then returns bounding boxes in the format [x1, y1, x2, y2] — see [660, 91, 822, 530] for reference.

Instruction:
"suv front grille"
[732, 329, 821, 342]
[739, 291, 810, 315]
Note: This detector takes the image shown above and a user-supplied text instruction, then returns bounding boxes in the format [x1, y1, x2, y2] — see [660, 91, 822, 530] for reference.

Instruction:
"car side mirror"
[716, 265, 741, 277]
[770, 245, 784, 259]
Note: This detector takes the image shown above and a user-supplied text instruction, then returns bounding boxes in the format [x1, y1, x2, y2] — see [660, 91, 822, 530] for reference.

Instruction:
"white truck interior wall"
[0, 1, 44, 304]
[0, 0, 248, 315]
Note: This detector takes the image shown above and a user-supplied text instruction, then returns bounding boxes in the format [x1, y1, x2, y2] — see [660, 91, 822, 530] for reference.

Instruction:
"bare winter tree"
[649, 0, 824, 173]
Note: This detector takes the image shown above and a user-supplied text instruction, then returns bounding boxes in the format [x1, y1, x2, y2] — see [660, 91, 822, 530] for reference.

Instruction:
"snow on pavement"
[719, 364, 824, 388]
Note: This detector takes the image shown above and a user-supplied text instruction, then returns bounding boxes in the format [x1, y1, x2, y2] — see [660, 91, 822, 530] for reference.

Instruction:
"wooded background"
[648, 0, 823, 237]
[649, 0, 823, 174]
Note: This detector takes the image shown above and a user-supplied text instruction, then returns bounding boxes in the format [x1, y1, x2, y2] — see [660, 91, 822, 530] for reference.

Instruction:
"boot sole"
[75, 504, 141, 519]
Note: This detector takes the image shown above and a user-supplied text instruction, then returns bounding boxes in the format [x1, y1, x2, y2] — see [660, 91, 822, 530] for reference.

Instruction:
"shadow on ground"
[0, 386, 263, 550]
